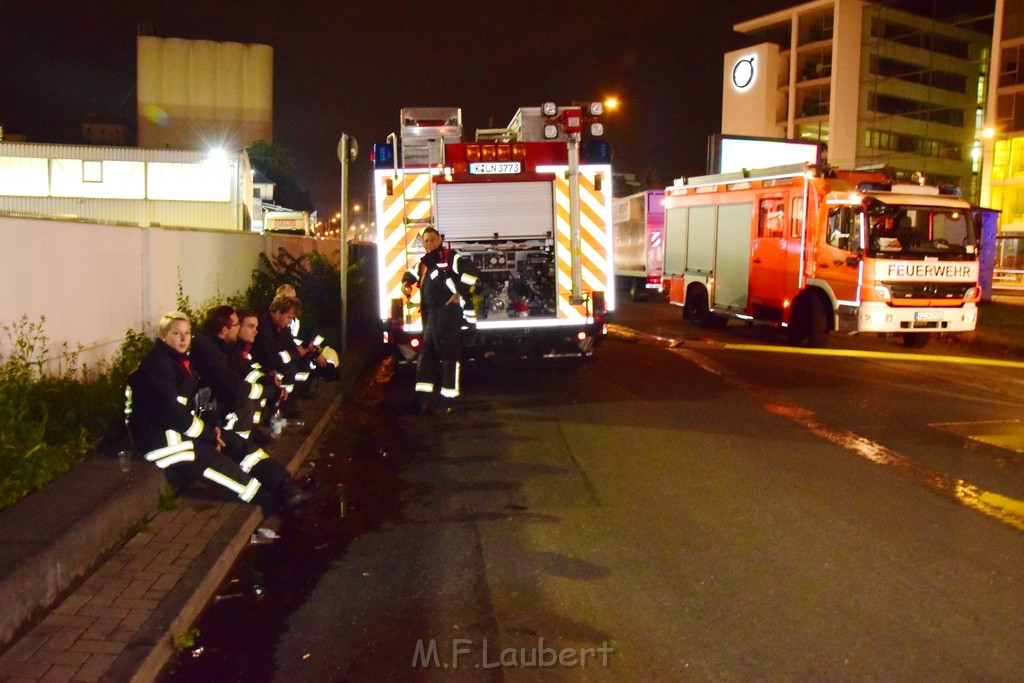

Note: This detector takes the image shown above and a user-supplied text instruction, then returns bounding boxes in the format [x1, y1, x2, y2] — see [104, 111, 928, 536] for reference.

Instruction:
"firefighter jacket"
[232, 341, 278, 396]
[251, 312, 309, 390]
[403, 246, 480, 328]
[125, 339, 217, 455]
[289, 317, 325, 353]
[190, 330, 263, 415]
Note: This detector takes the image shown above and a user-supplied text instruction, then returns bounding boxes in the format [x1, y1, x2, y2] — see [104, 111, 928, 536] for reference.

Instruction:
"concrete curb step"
[0, 386, 344, 682]
[0, 458, 166, 649]
[110, 391, 342, 682]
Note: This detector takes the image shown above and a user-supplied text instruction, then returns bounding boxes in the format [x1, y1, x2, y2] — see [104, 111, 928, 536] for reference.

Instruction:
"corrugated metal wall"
[0, 142, 246, 230]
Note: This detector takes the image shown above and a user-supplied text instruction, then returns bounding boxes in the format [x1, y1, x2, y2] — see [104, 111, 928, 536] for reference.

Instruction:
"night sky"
[0, 0, 994, 215]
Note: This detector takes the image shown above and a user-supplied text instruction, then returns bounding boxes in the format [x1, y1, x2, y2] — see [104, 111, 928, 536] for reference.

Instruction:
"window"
[827, 207, 852, 250]
[82, 160, 102, 183]
[868, 93, 965, 127]
[870, 55, 967, 94]
[759, 197, 785, 238]
[870, 18, 969, 59]
[791, 196, 804, 238]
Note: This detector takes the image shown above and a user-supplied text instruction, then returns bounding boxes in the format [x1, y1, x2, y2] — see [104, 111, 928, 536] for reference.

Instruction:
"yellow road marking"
[719, 343, 1024, 370]
[662, 343, 1024, 534]
[605, 325, 1024, 370]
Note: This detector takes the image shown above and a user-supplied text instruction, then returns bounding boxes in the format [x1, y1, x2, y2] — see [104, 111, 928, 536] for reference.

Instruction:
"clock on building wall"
[732, 56, 756, 90]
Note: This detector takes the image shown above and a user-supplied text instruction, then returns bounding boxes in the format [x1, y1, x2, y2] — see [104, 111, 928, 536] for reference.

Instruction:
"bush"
[246, 247, 345, 344]
[0, 318, 152, 510]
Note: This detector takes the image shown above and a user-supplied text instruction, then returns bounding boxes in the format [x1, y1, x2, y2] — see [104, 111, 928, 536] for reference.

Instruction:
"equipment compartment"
[453, 239, 557, 320]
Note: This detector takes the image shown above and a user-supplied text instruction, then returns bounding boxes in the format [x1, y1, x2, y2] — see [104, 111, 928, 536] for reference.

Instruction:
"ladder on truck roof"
[396, 107, 462, 259]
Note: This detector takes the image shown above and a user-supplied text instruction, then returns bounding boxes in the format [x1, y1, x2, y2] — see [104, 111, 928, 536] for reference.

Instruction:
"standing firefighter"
[401, 227, 479, 414]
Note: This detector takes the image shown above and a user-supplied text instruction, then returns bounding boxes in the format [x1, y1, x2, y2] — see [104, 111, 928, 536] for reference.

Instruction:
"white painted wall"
[0, 216, 331, 371]
[721, 43, 784, 139]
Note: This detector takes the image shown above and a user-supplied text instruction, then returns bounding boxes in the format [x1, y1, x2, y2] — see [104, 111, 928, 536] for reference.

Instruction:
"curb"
[0, 462, 165, 650]
[0, 343, 377, 683]
[111, 391, 346, 682]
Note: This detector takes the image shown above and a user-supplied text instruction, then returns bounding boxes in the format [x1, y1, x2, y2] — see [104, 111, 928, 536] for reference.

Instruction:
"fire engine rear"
[372, 104, 614, 362]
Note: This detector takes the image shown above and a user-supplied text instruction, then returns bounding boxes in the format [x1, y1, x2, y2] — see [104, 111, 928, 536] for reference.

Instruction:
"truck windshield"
[865, 205, 975, 259]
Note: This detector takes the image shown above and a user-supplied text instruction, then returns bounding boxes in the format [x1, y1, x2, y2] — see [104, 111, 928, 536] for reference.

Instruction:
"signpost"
[337, 133, 358, 354]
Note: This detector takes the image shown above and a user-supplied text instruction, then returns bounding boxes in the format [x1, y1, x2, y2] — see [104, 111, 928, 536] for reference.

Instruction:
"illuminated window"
[83, 160, 102, 183]
[758, 197, 785, 238]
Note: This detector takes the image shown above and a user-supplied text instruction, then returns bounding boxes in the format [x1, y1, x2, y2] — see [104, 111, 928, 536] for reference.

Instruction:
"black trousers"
[415, 320, 461, 402]
[144, 432, 290, 513]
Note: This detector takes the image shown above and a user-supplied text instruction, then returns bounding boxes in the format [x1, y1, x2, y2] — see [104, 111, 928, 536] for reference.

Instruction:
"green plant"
[175, 627, 201, 650]
[245, 247, 345, 343]
[158, 487, 179, 511]
[0, 321, 155, 510]
[0, 317, 93, 509]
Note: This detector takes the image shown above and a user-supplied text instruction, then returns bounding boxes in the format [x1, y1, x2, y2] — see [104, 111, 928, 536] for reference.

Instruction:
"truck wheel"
[629, 279, 643, 302]
[789, 295, 828, 347]
[902, 333, 930, 349]
[685, 285, 714, 328]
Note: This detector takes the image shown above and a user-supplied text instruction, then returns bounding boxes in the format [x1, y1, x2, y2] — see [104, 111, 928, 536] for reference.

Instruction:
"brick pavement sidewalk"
[0, 382, 346, 683]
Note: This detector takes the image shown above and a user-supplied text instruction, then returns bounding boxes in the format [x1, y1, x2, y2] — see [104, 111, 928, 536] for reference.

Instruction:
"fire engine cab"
[662, 163, 980, 348]
[372, 104, 614, 362]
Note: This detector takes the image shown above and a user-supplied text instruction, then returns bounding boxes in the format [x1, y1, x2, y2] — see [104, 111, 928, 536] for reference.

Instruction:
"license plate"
[915, 311, 943, 321]
[469, 162, 521, 175]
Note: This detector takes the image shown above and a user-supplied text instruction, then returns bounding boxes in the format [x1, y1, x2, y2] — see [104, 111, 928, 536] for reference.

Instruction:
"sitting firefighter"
[125, 311, 306, 514]
[401, 227, 480, 414]
[190, 304, 273, 446]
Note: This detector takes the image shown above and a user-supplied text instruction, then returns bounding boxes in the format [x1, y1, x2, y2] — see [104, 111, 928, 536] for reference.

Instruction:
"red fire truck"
[662, 163, 980, 348]
[372, 104, 614, 362]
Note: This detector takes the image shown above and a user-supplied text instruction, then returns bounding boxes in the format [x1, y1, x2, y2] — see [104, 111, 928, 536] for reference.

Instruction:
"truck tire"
[685, 285, 717, 328]
[629, 278, 643, 302]
[789, 294, 828, 347]
[902, 332, 930, 349]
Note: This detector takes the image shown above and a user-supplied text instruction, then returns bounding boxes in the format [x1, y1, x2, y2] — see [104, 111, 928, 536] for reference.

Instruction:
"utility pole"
[337, 133, 358, 354]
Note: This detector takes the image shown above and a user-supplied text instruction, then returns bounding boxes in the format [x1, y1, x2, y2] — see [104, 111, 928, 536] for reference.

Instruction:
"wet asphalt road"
[162, 297, 1024, 681]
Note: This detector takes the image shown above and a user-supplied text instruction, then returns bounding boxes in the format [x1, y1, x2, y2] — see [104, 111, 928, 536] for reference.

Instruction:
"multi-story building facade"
[725, 0, 989, 202]
[982, 0, 1024, 233]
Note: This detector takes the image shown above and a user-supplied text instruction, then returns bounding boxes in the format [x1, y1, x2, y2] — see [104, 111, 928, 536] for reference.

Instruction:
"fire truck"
[662, 163, 980, 348]
[613, 189, 665, 300]
[372, 104, 614, 362]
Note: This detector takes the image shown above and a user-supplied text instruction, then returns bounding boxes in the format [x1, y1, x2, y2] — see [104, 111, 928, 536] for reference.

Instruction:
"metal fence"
[995, 236, 1024, 287]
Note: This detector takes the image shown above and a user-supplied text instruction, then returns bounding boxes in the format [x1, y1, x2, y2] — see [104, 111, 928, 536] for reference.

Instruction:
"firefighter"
[274, 283, 339, 385]
[190, 305, 272, 445]
[251, 295, 308, 418]
[125, 311, 305, 514]
[235, 307, 285, 428]
[401, 227, 480, 414]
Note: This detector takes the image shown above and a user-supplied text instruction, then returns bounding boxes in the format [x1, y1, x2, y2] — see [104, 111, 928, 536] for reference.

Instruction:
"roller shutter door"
[434, 180, 554, 240]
